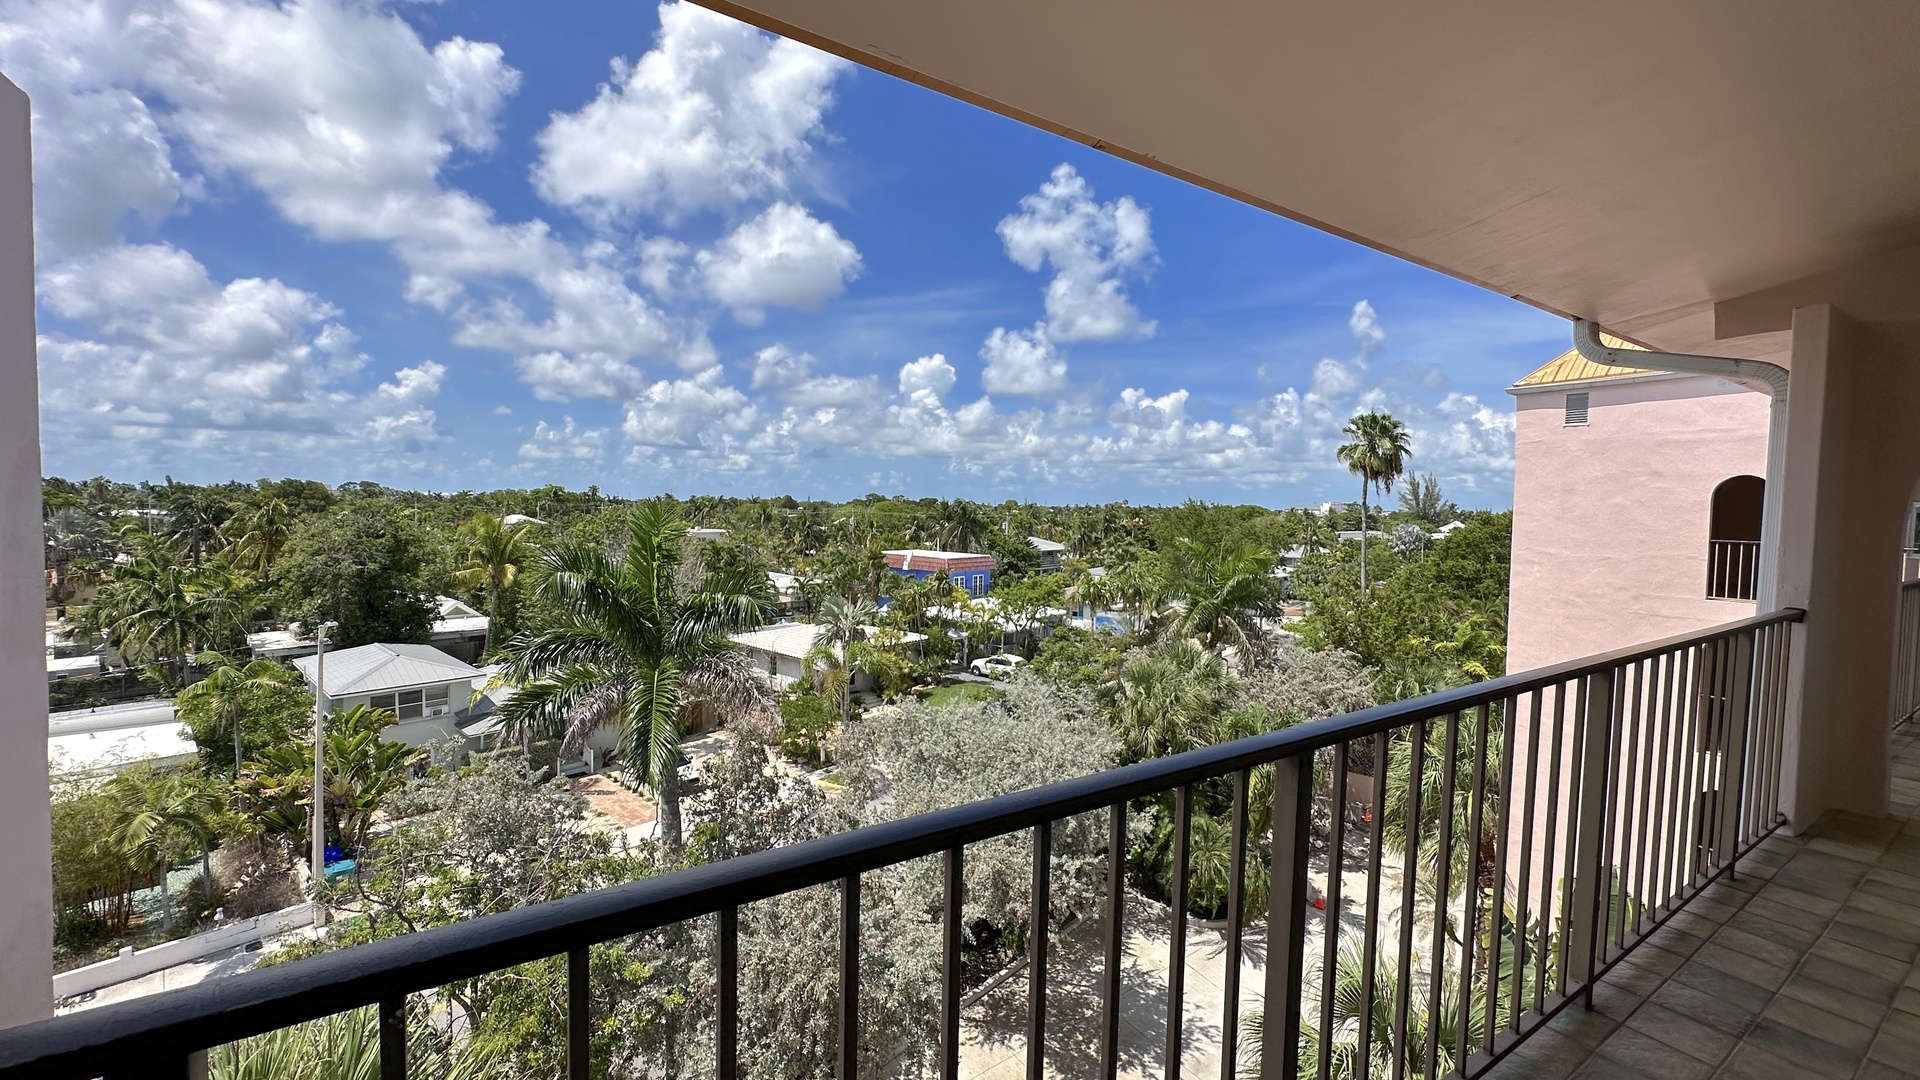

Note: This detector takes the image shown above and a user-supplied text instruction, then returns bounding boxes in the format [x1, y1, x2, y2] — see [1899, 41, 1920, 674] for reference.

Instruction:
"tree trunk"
[158, 868, 172, 935]
[1358, 479, 1371, 591]
[486, 574, 500, 656]
[657, 765, 684, 856]
[233, 717, 244, 780]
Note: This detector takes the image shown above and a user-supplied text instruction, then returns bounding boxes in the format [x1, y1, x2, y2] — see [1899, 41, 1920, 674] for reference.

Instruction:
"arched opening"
[1707, 475, 1764, 600]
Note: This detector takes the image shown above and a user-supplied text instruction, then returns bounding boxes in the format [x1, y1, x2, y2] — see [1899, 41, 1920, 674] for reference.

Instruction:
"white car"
[969, 653, 1026, 678]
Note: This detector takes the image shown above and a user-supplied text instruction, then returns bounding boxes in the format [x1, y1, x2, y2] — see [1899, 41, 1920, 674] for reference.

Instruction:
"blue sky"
[2, 0, 1567, 507]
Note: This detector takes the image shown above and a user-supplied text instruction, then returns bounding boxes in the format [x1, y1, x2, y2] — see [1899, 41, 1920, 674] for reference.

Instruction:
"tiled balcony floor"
[1488, 725, 1920, 1080]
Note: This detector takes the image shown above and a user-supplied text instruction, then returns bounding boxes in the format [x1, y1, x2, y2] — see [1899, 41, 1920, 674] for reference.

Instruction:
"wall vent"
[1565, 392, 1590, 426]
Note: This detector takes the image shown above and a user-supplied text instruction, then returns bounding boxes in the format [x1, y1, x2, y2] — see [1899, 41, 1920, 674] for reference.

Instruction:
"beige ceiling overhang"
[697, 0, 1920, 364]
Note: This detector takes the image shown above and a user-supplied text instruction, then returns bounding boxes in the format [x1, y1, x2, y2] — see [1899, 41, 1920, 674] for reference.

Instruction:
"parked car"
[969, 653, 1026, 678]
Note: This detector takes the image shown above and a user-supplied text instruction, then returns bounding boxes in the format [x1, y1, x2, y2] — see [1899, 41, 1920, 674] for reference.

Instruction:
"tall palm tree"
[1104, 554, 1170, 634]
[1163, 539, 1284, 658]
[453, 513, 537, 652]
[223, 497, 293, 577]
[176, 651, 303, 779]
[494, 503, 772, 854]
[811, 594, 878, 722]
[163, 490, 230, 566]
[1335, 411, 1413, 590]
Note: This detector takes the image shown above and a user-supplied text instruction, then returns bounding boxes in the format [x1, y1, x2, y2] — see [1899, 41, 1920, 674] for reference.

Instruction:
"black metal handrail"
[0, 608, 1805, 1080]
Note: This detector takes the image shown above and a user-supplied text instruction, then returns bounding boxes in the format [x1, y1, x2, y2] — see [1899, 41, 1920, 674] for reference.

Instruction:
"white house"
[729, 622, 927, 693]
[249, 597, 491, 664]
[293, 643, 492, 753]
[1027, 536, 1068, 573]
[47, 701, 196, 779]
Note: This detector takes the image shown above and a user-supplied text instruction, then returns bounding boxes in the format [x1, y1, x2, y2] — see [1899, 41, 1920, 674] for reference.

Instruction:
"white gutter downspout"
[1572, 319, 1792, 611]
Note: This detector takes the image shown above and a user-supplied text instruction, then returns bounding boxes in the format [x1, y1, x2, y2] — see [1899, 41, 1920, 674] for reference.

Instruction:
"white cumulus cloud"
[980, 323, 1068, 397]
[532, 1, 847, 223]
[697, 202, 862, 324]
[997, 163, 1157, 343]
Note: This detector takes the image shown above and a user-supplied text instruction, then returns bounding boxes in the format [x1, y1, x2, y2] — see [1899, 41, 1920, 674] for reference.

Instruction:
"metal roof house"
[291, 643, 494, 752]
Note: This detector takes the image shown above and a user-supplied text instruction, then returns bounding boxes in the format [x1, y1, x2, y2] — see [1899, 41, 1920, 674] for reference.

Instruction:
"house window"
[370, 693, 395, 712]
[1706, 475, 1764, 601]
[392, 688, 424, 720]
[426, 685, 450, 713]
[968, 573, 987, 597]
[1564, 392, 1590, 426]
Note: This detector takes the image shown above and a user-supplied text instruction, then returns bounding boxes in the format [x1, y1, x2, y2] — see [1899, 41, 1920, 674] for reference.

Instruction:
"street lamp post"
[310, 620, 339, 927]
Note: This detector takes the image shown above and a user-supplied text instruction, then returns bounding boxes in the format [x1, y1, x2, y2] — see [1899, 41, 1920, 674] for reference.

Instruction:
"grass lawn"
[920, 681, 1005, 707]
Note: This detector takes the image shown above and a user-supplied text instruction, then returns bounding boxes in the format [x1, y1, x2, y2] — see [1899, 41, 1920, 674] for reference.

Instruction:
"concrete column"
[0, 71, 53, 1027]
[1772, 303, 1920, 828]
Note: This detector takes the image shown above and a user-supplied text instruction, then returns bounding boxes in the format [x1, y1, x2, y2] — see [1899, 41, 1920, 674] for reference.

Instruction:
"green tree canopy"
[272, 503, 444, 647]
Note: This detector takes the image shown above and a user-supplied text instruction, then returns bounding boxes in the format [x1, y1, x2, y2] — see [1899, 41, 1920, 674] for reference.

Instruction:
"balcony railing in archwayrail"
[0, 609, 1803, 1080]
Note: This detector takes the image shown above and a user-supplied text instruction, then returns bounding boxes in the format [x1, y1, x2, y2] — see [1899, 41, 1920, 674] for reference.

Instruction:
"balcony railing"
[0, 610, 1803, 1080]
[1706, 539, 1761, 601]
[1895, 581, 1920, 728]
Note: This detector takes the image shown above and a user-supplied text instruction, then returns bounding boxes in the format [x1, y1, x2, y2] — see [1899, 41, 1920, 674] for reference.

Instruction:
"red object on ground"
[1312, 896, 1327, 911]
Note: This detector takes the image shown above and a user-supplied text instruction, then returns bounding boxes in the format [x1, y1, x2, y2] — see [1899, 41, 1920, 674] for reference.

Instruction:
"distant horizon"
[42, 470, 1513, 515]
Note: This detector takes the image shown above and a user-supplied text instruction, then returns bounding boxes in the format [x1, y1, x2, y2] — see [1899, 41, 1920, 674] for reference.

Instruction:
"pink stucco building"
[1506, 337, 1772, 672]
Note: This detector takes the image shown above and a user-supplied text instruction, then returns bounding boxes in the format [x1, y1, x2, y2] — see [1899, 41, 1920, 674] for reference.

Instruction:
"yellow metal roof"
[1511, 333, 1653, 388]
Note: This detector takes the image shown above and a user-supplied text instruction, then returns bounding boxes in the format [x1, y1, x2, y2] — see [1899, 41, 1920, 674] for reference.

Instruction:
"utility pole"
[310, 620, 338, 927]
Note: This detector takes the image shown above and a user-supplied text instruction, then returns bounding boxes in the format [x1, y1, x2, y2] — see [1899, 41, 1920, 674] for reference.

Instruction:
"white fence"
[55, 903, 313, 999]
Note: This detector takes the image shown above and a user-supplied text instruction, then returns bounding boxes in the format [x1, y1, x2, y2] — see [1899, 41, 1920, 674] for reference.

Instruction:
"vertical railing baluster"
[1355, 736, 1386, 1080]
[1100, 804, 1125, 1080]
[1265, 756, 1313, 1080]
[1167, 785, 1192, 1080]
[1658, 646, 1692, 911]
[1027, 821, 1051, 1080]
[1631, 655, 1663, 939]
[568, 946, 589, 1080]
[1390, 720, 1425, 1080]
[1510, 695, 1539, 1029]
[1534, 684, 1565, 1009]
[1319, 744, 1349, 1080]
[1423, 715, 1458, 1078]
[1766, 624, 1792, 821]
[1721, 631, 1757, 864]
[943, 848, 963, 1080]
[839, 875, 860, 1080]
[380, 996, 407, 1080]
[1678, 642, 1711, 887]
[1556, 676, 1592, 997]
[1614, 660, 1644, 952]
[1484, 697, 1517, 1052]
[1576, 666, 1618, 1002]
[719, 908, 739, 1080]
[1219, 771, 1251, 1080]
[1456, 706, 1489, 1055]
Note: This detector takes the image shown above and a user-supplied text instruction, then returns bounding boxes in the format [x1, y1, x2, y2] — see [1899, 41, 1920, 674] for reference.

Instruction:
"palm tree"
[811, 594, 878, 722]
[223, 497, 293, 577]
[235, 705, 420, 855]
[176, 651, 304, 779]
[1335, 411, 1413, 590]
[99, 769, 223, 934]
[1163, 539, 1283, 657]
[163, 489, 230, 566]
[88, 532, 244, 687]
[494, 503, 772, 854]
[1299, 512, 1337, 557]
[453, 513, 537, 652]
[1103, 554, 1170, 634]
[1238, 926, 1480, 1080]
[1102, 640, 1234, 762]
